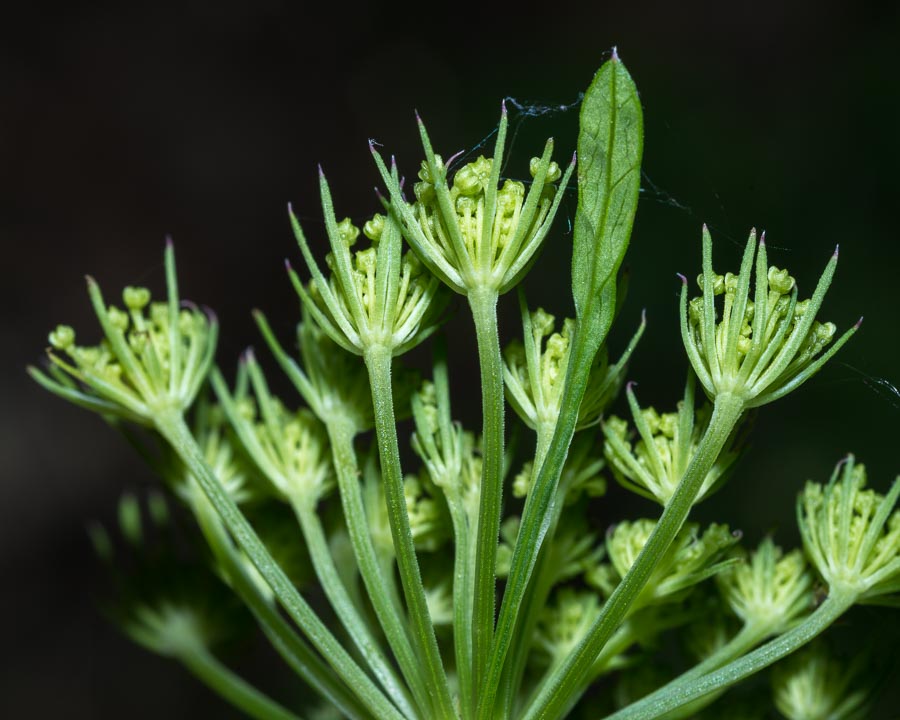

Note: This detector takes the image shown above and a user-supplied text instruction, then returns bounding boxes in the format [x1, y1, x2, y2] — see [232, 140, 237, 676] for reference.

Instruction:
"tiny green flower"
[504, 298, 645, 435]
[211, 354, 334, 507]
[603, 376, 744, 505]
[287, 170, 446, 357]
[680, 227, 858, 408]
[372, 105, 575, 295]
[30, 242, 218, 424]
[717, 537, 813, 632]
[772, 642, 873, 720]
[798, 455, 900, 602]
[606, 520, 741, 611]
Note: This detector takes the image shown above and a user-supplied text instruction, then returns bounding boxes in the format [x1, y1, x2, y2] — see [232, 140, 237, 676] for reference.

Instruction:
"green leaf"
[572, 51, 643, 329]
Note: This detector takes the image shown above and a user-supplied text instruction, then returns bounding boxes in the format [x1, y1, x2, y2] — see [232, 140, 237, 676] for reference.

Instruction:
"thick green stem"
[478, 335, 597, 719]
[326, 419, 431, 717]
[179, 644, 304, 720]
[193, 500, 374, 720]
[469, 288, 505, 696]
[497, 429, 563, 719]
[155, 411, 405, 720]
[522, 393, 746, 720]
[364, 347, 457, 720]
[604, 590, 857, 720]
[291, 496, 417, 719]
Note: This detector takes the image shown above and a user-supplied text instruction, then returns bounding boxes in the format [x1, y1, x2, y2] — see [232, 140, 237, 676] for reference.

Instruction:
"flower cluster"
[798, 456, 900, 602]
[32, 243, 217, 424]
[289, 172, 446, 357]
[373, 107, 574, 296]
[603, 377, 744, 505]
[504, 303, 644, 436]
[681, 227, 858, 408]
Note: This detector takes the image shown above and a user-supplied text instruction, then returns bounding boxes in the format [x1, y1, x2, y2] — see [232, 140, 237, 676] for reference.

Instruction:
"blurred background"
[2, 1, 898, 717]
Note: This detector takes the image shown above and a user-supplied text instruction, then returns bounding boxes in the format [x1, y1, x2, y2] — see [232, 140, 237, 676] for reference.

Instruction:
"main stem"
[478, 333, 599, 719]
[523, 393, 745, 720]
[469, 288, 504, 698]
[605, 590, 857, 720]
[155, 411, 405, 720]
[364, 347, 457, 720]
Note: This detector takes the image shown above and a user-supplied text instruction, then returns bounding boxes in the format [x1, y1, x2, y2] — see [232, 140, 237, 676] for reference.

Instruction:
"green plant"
[30, 53, 899, 719]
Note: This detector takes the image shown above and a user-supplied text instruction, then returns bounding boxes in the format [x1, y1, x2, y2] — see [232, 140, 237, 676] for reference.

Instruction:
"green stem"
[469, 288, 505, 698]
[522, 393, 746, 720]
[497, 429, 562, 719]
[193, 501, 374, 720]
[326, 419, 432, 717]
[291, 496, 418, 719]
[448, 500, 477, 720]
[603, 590, 857, 720]
[179, 644, 304, 720]
[478, 335, 597, 719]
[364, 347, 457, 720]
[155, 411, 405, 720]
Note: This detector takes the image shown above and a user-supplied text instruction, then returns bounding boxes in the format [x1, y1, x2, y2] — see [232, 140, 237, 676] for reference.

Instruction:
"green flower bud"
[411, 365, 482, 520]
[363, 213, 386, 241]
[681, 227, 858, 408]
[529, 156, 561, 183]
[48, 324, 75, 350]
[495, 516, 520, 579]
[123, 286, 151, 311]
[403, 470, 450, 551]
[798, 456, 900, 602]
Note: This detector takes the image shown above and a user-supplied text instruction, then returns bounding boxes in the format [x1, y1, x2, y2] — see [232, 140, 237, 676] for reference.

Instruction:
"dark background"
[3, 1, 899, 717]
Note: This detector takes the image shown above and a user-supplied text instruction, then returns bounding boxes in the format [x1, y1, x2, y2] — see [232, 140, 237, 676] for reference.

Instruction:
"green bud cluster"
[681, 227, 858, 407]
[504, 302, 644, 435]
[772, 642, 873, 720]
[33, 243, 217, 424]
[602, 520, 740, 611]
[603, 376, 743, 505]
[374, 107, 574, 295]
[213, 355, 334, 507]
[798, 456, 900, 601]
[717, 538, 813, 632]
[289, 171, 446, 357]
